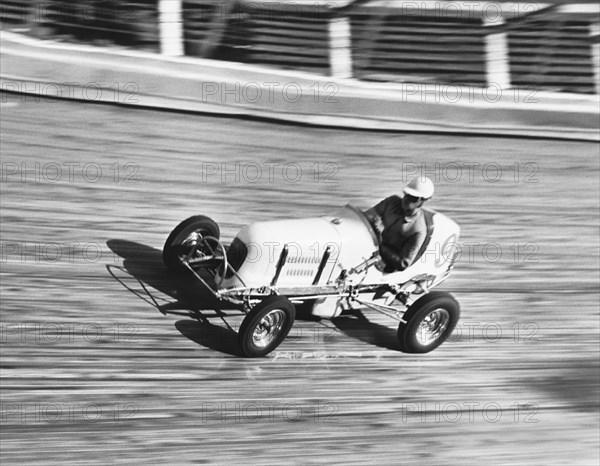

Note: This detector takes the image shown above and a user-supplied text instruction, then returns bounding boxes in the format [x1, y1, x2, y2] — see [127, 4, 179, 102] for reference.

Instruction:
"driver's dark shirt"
[373, 195, 427, 271]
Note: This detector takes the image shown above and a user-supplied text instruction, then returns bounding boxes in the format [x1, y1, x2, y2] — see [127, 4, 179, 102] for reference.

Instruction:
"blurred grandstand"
[1, 0, 598, 94]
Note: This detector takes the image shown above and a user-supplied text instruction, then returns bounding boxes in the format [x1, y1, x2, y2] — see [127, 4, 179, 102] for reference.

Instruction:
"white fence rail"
[1, 1, 598, 94]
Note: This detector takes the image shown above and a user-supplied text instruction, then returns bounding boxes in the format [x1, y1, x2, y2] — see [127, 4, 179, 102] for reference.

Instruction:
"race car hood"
[220, 205, 380, 289]
[226, 217, 340, 288]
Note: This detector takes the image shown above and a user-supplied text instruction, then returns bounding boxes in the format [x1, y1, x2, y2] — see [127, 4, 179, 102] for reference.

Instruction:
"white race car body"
[164, 203, 462, 356]
[217, 205, 459, 317]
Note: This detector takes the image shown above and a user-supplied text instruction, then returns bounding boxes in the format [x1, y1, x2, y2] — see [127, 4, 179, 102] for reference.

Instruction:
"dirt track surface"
[1, 94, 599, 465]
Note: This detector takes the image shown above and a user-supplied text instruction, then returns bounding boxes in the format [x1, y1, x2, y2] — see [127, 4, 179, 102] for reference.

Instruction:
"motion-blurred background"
[1, 1, 599, 465]
[2, 0, 599, 93]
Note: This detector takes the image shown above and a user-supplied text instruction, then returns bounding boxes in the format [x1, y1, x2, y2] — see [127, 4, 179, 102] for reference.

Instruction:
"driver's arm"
[379, 230, 426, 271]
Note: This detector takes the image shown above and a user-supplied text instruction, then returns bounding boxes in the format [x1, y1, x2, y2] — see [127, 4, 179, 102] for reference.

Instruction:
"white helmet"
[403, 176, 434, 199]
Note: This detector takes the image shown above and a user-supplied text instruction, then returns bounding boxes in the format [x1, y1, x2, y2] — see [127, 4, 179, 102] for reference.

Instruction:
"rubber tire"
[239, 296, 296, 357]
[397, 291, 460, 353]
[163, 215, 220, 273]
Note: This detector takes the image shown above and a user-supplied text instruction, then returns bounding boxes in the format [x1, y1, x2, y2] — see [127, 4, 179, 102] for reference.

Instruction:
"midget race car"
[163, 204, 460, 357]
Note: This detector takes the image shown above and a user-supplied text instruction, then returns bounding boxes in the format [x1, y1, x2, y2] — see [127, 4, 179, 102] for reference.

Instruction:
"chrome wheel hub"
[416, 308, 450, 346]
[252, 309, 286, 348]
[179, 231, 212, 261]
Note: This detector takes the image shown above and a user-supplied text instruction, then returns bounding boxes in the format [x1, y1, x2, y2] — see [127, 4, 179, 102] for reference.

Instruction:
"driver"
[364, 176, 434, 273]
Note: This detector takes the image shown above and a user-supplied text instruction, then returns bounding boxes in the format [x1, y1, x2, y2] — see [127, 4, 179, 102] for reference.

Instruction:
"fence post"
[591, 23, 600, 94]
[159, 0, 184, 56]
[329, 16, 353, 78]
[484, 16, 511, 89]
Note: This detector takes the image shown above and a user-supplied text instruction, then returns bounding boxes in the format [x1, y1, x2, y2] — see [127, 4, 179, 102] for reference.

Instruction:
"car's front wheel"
[162, 215, 220, 274]
[239, 296, 296, 357]
[397, 291, 460, 353]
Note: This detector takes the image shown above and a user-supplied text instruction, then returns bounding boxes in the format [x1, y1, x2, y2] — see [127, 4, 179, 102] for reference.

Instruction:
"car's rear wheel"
[397, 291, 460, 353]
[163, 216, 220, 274]
[239, 296, 296, 357]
